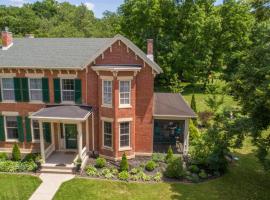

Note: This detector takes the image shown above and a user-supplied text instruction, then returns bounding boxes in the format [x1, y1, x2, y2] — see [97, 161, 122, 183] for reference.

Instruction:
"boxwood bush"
[164, 157, 185, 179]
[145, 160, 156, 171]
[118, 171, 129, 181]
[0, 152, 8, 161]
[95, 157, 106, 168]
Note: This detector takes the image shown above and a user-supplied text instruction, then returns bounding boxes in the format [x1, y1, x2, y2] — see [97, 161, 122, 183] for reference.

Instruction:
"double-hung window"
[103, 80, 112, 106]
[119, 80, 131, 107]
[103, 121, 112, 148]
[32, 120, 40, 141]
[1, 78, 15, 101]
[120, 122, 130, 148]
[5, 116, 18, 140]
[29, 78, 43, 101]
[61, 79, 75, 102]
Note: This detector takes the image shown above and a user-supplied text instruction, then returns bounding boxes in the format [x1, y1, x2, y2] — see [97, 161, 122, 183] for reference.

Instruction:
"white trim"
[102, 79, 113, 108]
[57, 74, 78, 79]
[102, 120, 113, 150]
[135, 152, 152, 156]
[0, 73, 16, 78]
[92, 66, 141, 72]
[25, 73, 44, 78]
[30, 119, 40, 143]
[119, 80, 131, 108]
[100, 117, 114, 122]
[153, 115, 195, 119]
[2, 42, 13, 50]
[119, 121, 131, 150]
[92, 113, 95, 151]
[117, 76, 133, 81]
[117, 118, 133, 122]
[100, 76, 114, 81]
[2, 111, 18, 116]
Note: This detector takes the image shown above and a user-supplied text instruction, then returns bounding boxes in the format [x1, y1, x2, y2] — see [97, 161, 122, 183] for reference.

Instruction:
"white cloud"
[9, 0, 26, 7]
[84, 2, 95, 11]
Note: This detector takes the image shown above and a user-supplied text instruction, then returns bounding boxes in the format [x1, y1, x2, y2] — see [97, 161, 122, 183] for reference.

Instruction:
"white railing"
[80, 146, 88, 170]
[45, 144, 54, 159]
[81, 146, 87, 160]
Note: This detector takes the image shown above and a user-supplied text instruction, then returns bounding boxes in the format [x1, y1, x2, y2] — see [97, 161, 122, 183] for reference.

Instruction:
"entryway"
[64, 124, 77, 149]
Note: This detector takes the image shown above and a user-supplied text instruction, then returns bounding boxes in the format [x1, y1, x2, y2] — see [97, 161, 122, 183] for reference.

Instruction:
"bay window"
[120, 122, 130, 148]
[119, 80, 131, 107]
[103, 121, 112, 148]
[102, 80, 112, 106]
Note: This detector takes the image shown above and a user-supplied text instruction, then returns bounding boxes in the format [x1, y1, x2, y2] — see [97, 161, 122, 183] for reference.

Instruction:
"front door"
[65, 124, 77, 149]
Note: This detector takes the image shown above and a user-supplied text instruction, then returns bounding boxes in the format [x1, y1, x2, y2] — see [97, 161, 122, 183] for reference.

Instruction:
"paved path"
[29, 173, 75, 200]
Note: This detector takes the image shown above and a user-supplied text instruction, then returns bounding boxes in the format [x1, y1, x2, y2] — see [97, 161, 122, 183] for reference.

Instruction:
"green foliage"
[191, 94, 197, 113]
[130, 167, 141, 175]
[118, 171, 129, 181]
[165, 146, 174, 162]
[0, 160, 37, 172]
[145, 160, 156, 172]
[95, 157, 106, 168]
[119, 153, 129, 172]
[12, 144, 21, 161]
[23, 153, 41, 163]
[164, 157, 184, 179]
[86, 165, 97, 176]
[188, 165, 200, 174]
[189, 120, 201, 142]
[0, 153, 8, 161]
[198, 170, 208, 179]
[152, 172, 162, 182]
[152, 153, 165, 163]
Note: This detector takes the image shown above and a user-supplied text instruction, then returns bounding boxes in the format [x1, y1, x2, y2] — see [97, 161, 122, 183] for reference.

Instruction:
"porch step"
[41, 164, 74, 170]
[40, 167, 74, 174]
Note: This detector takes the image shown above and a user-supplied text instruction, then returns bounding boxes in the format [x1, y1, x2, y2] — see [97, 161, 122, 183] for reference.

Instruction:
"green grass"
[53, 139, 270, 200]
[0, 174, 41, 200]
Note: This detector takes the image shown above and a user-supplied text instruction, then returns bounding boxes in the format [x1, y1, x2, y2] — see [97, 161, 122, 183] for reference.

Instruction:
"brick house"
[0, 29, 195, 171]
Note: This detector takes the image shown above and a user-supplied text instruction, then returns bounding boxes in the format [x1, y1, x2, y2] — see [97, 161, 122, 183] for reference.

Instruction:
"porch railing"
[45, 144, 54, 159]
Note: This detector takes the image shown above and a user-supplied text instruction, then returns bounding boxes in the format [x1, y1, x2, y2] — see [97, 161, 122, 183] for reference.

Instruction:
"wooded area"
[0, 0, 270, 170]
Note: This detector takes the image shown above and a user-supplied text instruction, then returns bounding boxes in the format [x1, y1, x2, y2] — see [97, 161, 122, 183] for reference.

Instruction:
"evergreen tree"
[119, 153, 129, 172]
[12, 143, 21, 161]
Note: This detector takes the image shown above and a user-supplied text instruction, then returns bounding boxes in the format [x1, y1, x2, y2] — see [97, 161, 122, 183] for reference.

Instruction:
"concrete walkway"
[29, 173, 75, 200]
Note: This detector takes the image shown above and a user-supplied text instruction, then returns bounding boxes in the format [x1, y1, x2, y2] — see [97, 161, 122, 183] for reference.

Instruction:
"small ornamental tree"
[12, 143, 21, 161]
[165, 146, 173, 162]
[120, 153, 129, 172]
[190, 94, 198, 126]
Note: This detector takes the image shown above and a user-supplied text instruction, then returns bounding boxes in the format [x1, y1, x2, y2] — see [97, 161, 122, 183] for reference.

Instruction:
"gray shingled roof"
[30, 105, 92, 121]
[0, 38, 111, 68]
[154, 93, 196, 118]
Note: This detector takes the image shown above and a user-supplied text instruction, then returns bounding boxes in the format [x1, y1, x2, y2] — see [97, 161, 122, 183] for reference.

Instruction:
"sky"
[0, 0, 224, 18]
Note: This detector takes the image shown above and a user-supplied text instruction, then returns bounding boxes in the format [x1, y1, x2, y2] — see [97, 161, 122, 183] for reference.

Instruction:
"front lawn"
[0, 174, 41, 200]
[53, 140, 270, 200]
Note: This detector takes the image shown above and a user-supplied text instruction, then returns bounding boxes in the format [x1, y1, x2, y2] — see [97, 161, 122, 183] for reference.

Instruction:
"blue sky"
[0, 0, 224, 18]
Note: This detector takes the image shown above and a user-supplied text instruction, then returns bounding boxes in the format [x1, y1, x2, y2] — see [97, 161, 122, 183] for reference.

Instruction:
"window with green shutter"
[0, 116, 5, 141]
[42, 78, 50, 103]
[17, 116, 24, 142]
[25, 117, 32, 142]
[21, 78, 29, 102]
[14, 78, 22, 102]
[75, 79, 82, 104]
[43, 122, 51, 143]
[54, 78, 61, 103]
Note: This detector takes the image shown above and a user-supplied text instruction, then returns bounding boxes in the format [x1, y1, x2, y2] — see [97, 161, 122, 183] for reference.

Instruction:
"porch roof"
[154, 93, 196, 119]
[30, 105, 92, 122]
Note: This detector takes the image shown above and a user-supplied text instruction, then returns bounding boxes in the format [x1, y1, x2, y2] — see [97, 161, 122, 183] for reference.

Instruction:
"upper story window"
[61, 79, 75, 102]
[32, 120, 40, 141]
[29, 78, 43, 101]
[119, 122, 130, 148]
[5, 116, 18, 140]
[102, 80, 112, 106]
[1, 78, 15, 101]
[119, 80, 131, 107]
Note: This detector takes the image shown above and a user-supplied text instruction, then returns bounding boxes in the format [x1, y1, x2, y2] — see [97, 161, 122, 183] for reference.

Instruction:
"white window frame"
[1, 77, 15, 103]
[4, 113, 19, 142]
[31, 119, 40, 143]
[28, 78, 43, 103]
[102, 78, 113, 108]
[119, 121, 131, 151]
[60, 78, 75, 104]
[102, 120, 113, 150]
[119, 79, 131, 108]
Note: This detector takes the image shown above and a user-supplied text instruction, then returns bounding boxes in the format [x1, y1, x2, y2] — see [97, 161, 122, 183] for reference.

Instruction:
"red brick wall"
[0, 39, 155, 159]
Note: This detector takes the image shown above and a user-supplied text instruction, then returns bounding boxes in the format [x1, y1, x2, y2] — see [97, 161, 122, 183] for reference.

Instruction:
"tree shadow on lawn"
[168, 151, 270, 200]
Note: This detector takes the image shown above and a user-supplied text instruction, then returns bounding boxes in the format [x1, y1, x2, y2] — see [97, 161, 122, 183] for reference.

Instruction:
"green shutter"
[25, 117, 32, 142]
[0, 81, 2, 102]
[53, 78, 61, 103]
[0, 116, 5, 141]
[17, 116, 24, 142]
[14, 78, 22, 102]
[21, 78, 29, 102]
[43, 122, 51, 143]
[42, 78, 50, 103]
[75, 79, 82, 104]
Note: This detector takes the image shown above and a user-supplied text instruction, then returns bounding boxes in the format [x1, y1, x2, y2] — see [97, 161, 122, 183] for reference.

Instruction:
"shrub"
[118, 171, 129, 181]
[119, 153, 129, 172]
[18, 161, 38, 172]
[23, 153, 40, 163]
[130, 174, 140, 181]
[198, 111, 213, 127]
[101, 168, 111, 176]
[0, 152, 8, 161]
[130, 167, 141, 175]
[104, 172, 114, 179]
[152, 153, 165, 162]
[145, 160, 156, 171]
[165, 146, 173, 162]
[86, 165, 97, 176]
[191, 94, 198, 126]
[95, 157, 106, 168]
[198, 170, 208, 179]
[0, 160, 37, 172]
[110, 168, 119, 176]
[189, 120, 201, 142]
[12, 144, 21, 161]
[164, 157, 185, 179]
[137, 171, 151, 181]
[188, 165, 200, 173]
[207, 148, 229, 173]
[152, 172, 162, 182]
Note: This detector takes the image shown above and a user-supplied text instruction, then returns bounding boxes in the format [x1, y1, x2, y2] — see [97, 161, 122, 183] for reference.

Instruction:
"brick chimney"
[147, 39, 154, 61]
[1, 27, 13, 50]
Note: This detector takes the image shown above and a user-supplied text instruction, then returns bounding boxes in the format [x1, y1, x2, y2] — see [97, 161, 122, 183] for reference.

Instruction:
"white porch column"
[77, 122, 83, 158]
[39, 121, 45, 162]
[86, 118, 89, 151]
[183, 119, 189, 156]
[92, 113, 95, 151]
